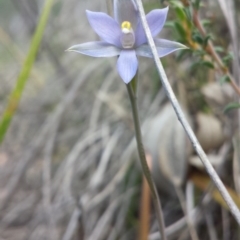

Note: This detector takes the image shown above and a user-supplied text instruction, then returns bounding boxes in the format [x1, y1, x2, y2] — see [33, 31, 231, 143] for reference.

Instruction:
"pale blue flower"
[68, 0, 187, 84]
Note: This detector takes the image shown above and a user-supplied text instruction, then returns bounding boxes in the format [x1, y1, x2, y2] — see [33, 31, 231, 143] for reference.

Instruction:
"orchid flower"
[68, 0, 187, 84]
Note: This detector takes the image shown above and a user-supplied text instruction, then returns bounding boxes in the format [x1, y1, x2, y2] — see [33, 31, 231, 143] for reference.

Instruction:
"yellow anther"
[121, 21, 131, 30]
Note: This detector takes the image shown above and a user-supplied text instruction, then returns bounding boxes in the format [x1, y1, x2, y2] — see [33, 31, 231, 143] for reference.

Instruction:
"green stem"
[0, 0, 55, 143]
[126, 78, 167, 240]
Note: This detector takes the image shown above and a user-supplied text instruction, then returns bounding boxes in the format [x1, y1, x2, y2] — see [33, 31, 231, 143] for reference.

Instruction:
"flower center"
[121, 21, 135, 49]
[121, 21, 131, 32]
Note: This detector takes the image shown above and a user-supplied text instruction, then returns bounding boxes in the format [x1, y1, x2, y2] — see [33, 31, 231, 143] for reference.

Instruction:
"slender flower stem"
[135, 0, 240, 225]
[126, 80, 167, 240]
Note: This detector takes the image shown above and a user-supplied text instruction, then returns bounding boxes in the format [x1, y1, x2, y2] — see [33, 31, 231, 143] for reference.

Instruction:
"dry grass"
[0, 0, 240, 240]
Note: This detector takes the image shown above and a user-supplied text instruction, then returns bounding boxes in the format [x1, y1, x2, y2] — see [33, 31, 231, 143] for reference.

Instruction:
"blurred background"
[0, 0, 240, 239]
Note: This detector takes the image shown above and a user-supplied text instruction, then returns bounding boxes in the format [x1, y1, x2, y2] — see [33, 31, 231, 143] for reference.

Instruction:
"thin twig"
[139, 153, 152, 240]
[192, 9, 240, 96]
[134, 0, 240, 225]
[175, 186, 200, 240]
[126, 81, 167, 240]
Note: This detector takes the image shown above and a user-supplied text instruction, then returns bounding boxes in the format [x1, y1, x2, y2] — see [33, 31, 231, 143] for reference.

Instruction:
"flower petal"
[135, 7, 169, 46]
[67, 41, 121, 57]
[86, 10, 121, 47]
[117, 50, 138, 83]
[136, 39, 188, 58]
[113, 0, 138, 30]
[146, 7, 169, 37]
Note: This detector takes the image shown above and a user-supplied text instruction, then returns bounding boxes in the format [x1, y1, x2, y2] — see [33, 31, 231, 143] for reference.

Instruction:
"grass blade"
[0, 0, 55, 143]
